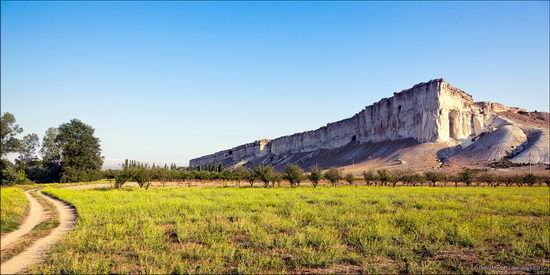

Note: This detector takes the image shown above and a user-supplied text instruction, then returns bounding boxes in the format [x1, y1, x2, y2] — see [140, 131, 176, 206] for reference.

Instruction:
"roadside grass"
[1, 190, 60, 262]
[0, 187, 28, 234]
[35, 186, 549, 274]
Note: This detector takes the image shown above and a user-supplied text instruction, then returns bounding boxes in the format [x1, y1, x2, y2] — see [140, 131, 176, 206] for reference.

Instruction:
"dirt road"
[0, 191, 76, 274]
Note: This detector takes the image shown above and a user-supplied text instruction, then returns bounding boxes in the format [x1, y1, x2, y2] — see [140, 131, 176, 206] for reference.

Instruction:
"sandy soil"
[1, 190, 45, 251]
[0, 191, 76, 275]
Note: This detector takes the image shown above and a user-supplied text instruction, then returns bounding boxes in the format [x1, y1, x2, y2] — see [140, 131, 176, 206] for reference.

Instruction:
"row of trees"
[1, 113, 103, 185]
[106, 161, 550, 189]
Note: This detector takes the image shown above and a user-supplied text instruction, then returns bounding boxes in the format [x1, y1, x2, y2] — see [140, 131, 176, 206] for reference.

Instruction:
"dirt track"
[0, 191, 76, 274]
[0, 190, 45, 250]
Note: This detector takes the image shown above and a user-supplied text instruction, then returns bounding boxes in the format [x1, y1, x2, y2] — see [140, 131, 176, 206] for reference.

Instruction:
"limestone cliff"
[189, 79, 549, 168]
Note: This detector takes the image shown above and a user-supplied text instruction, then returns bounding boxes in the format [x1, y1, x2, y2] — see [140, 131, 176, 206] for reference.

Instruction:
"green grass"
[0, 187, 29, 234]
[35, 186, 549, 274]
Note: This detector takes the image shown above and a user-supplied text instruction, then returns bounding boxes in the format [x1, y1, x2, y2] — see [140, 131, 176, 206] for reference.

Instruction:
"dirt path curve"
[0, 191, 76, 275]
[0, 190, 45, 251]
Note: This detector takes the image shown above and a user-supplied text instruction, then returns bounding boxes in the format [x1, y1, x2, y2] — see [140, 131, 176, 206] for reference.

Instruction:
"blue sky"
[1, 1, 549, 168]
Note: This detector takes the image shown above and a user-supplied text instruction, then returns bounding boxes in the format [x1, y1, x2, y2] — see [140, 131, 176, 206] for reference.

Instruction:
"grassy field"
[0, 187, 29, 234]
[35, 186, 549, 274]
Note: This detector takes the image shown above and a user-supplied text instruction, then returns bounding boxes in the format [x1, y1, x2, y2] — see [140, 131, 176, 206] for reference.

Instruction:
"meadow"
[0, 187, 28, 234]
[31, 185, 549, 274]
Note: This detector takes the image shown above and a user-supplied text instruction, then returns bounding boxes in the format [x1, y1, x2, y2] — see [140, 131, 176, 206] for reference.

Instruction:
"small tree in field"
[324, 168, 341, 187]
[377, 169, 393, 186]
[344, 173, 355, 186]
[362, 170, 376, 186]
[458, 170, 474, 186]
[232, 166, 247, 187]
[424, 171, 445, 187]
[271, 172, 282, 187]
[477, 172, 497, 187]
[283, 164, 304, 187]
[133, 167, 152, 189]
[254, 165, 274, 188]
[522, 173, 539, 187]
[246, 169, 256, 187]
[308, 165, 323, 188]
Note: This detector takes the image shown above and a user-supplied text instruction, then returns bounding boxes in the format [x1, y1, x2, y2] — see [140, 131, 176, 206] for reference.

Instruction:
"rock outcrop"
[189, 79, 549, 169]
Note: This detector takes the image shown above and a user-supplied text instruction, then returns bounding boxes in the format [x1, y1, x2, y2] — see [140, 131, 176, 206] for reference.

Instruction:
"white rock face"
[189, 79, 549, 167]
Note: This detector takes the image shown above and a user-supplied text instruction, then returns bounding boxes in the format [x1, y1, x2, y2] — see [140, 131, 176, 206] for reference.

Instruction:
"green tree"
[15, 133, 40, 169]
[477, 172, 497, 187]
[308, 165, 323, 188]
[324, 168, 341, 187]
[362, 170, 376, 186]
[522, 173, 539, 187]
[344, 173, 355, 186]
[40, 128, 61, 164]
[56, 119, 104, 182]
[283, 164, 304, 187]
[254, 165, 274, 188]
[458, 170, 474, 186]
[271, 172, 282, 187]
[377, 169, 393, 186]
[424, 171, 445, 187]
[1, 112, 23, 158]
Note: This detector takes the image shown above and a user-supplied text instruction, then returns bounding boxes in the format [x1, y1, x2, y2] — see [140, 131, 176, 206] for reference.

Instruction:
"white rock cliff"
[189, 79, 549, 168]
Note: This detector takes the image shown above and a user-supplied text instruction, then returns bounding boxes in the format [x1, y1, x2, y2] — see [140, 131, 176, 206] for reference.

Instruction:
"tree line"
[1, 112, 103, 185]
[107, 161, 550, 189]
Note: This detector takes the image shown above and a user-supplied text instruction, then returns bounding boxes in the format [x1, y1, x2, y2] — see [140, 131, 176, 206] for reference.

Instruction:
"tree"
[271, 172, 282, 187]
[56, 119, 103, 182]
[0, 160, 18, 185]
[40, 128, 61, 164]
[324, 168, 341, 187]
[362, 170, 376, 186]
[458, 170, 474, 186]
[1, 112, 23, 158]
[424, 171, 445, 187]
[283, 164, 304, 187]
[16, 133, 40, 169]
[377, 169, 393, 186]
[522, 173, 539, 187]
[254, 165, 274, 188]
[477, 172, 497, 187]
[344, 173, 355, 186]
[308, 165, 323, 188]
[232, 166, 247, 187]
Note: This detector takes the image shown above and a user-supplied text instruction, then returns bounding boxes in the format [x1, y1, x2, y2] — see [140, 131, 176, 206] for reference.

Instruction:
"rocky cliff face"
[189, 79, 549, 168]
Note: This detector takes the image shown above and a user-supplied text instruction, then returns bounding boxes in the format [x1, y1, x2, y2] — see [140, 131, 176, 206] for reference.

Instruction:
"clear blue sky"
[1, 1, 549, 168]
